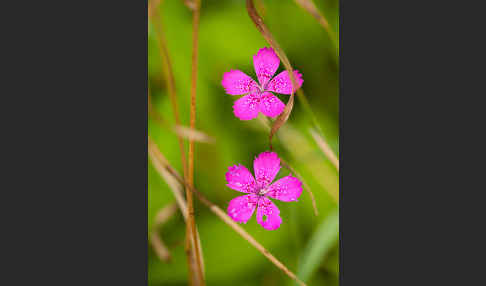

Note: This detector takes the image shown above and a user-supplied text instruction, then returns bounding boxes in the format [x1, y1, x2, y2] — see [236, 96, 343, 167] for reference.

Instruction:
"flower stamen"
[258, 188, 269, 196]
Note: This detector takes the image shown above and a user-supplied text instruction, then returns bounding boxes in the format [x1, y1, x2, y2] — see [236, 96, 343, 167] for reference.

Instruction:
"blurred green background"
[148, 0, 339, 285]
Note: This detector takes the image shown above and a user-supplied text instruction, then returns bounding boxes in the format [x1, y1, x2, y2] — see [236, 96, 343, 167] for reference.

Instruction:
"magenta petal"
[227, 194, 259, 224]
[233, 93, 260, 120]
[256, 197, 282, 230]
[266, 70, 303, 95]
[225, 164, 257, 193]
[221, 69, 259, 95]
[266, 175, 303, 202]
[253, 47, 280, 87]
[259, 92, 285, 118]
[253, 151, 281, 188]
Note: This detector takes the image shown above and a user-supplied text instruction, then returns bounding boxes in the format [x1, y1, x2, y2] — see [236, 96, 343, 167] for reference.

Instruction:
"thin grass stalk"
[149, 1, 188, 178]
[309, 128, 339, 171]
[258, 116, 338, 202]
[280, 158, 318, 216]
[293, 0, 339, 53]
[258, 115, 318, 215]
[149, 143, 307, 286]
[280, 126, 339, 202]
[186, 0, 205, 284]
[148, 1, 204, 282]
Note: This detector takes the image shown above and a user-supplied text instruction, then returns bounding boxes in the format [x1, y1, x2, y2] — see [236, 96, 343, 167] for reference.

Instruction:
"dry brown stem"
[186, 0, 205, 283]
[246, 0, 301, 147]
[148, 1, 204, 281]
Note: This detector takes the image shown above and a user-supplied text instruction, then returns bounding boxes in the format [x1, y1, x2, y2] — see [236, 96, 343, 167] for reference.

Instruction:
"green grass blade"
[296, 208, 339, 284]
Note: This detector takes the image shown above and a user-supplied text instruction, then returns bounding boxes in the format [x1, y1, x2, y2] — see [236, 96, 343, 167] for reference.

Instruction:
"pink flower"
[221, 47, 304, 120]
[225, 151, 303, 230]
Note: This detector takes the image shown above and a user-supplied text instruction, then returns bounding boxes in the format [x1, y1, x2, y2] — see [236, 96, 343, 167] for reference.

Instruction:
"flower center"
[258, 188, 269, 196]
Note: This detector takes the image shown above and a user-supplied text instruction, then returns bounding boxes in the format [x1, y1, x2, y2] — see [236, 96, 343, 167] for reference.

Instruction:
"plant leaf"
[296, 208, 339, 284]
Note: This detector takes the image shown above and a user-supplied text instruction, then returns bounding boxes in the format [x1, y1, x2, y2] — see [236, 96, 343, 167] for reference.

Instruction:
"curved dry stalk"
[246, 0, 325, 148]
[150, 203, 178, 262]
[280, 158, 318, 216]
[309, 128, 339, 171]
[294, 0, 338, 51]
[149, 140, 307, 286]
[255, 0, 266, 17]
[246, 0, 298, 145]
